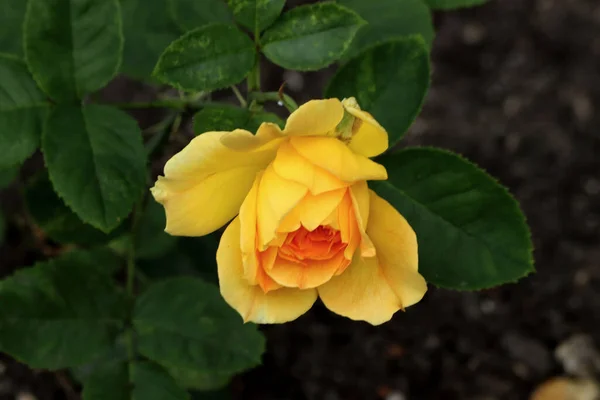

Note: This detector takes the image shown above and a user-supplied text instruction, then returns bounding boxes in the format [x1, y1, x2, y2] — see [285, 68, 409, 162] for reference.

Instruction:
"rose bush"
[151, 97, 427, 325]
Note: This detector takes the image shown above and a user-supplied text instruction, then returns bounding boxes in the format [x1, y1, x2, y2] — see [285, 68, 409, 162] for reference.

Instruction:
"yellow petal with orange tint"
[290, 136, 387, 183]
[151, 167, 257, 236]
[342, 98, 388, 158]
[298, 188, 347, 231]
[256, 165, 307, 249]
[217, 218, 317, 324]
[283, 99, 344, 137]
[267, 252, 349, 289]
[279, 188, 347, 233]
[349, 181, 375, 257]
[272, 140, 348, 194]
[336, 193, 352, 244]
[318, 191, 426, 325]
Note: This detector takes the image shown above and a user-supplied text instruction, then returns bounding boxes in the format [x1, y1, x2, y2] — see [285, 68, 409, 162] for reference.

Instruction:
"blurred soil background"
[2, 0, 600, 399]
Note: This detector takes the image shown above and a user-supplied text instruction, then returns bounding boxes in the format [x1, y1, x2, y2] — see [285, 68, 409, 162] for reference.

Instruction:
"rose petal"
[152, 167, 257, 236]
[217, 217, 317, 324]
[278, 188, 347, 233]
[272, 140, 348, 195]
[290, 136, 388, 183]
[283, 99, 344, 137]
[256, 164, 307, 249]
[349, 181, 375, 257]
[342, 98, 388, 158]
[151, 129, 281, 236]
[267, 251, 349, 289]
[318, 191, 426, 325]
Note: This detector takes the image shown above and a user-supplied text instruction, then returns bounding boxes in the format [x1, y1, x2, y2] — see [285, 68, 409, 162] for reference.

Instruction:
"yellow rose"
[151, 98, 427, 325]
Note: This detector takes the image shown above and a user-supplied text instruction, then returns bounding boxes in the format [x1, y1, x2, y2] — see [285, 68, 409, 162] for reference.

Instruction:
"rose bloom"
[151, 98, 427, 325]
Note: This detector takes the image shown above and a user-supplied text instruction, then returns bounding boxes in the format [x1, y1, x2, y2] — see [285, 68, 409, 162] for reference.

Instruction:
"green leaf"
[42, 104, 146, 232]
[0, 249, 127, 369]
[133, 278, 265, 386]
[166, 364, 231, 391]
[82, 361, 190, 400]
[425, 0, 487, 10]
[0, 54, 47, 169]
[154, 23, 256, 92]
[169, 0, 232, 32]
[193, 104, 283, 134]
[372, 148, 534, 290]
[25, 173, 124, 245]
[120, 0, 182, 79]
[135, 200, 177, 260]
[0, 165, 20, 189]
[193, 105, 249, 133]
[82, 361, 129, 400]
[325, 37, 430, 146]
[0, 0, 27, 55]
[24, 0, 123, 100]
[261, 2, 365, 71]
[138, 234, 221, 285]
[227, 0, 285, 33]
[339, 0, 434, 59]
[71, 335, 128, 384]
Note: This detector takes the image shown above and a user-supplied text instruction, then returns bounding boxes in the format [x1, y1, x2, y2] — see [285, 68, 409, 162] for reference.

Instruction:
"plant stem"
[105, 99, 197, 110]
[247, 62, 261, 92]
[249, 91, 299, 113]
[231, 85, 247, 108]
[247, 30, 261, 94]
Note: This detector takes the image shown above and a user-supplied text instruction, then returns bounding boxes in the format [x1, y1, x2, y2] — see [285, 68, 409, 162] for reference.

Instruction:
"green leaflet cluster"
[0, 249, 264, 399]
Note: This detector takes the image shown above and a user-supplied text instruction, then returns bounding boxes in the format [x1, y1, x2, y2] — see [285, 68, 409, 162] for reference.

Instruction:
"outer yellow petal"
[240, 176, 282, 292]
[220, 123, 284, 150]
[318, 252, 402, 325]
[290, 136, 388, 183]
[162, 130, 279, 181]
[151, 129, 282, 236]
[366, 191, 426, 308]
[318, 191, 426, 325]
[257, 164, 307, 249]
[217, 217, 317, 324]
[283, 99, 344, 137]
[349, 181, 375, 257]
[272, 140, 348, 195]
[342, 98, 388, 158]
[239, 171, 261, 284]
[334, 192, 361, 263]
[152, 167, 257, 236]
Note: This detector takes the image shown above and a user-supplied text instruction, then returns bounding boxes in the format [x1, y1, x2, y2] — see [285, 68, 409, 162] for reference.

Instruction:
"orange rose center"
[278, 226, 347, 265]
